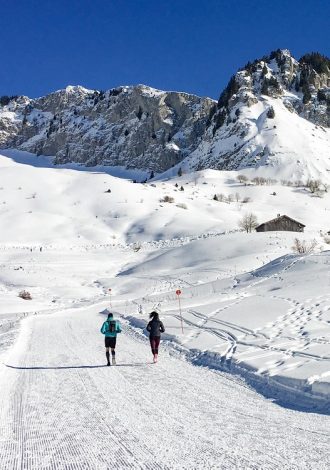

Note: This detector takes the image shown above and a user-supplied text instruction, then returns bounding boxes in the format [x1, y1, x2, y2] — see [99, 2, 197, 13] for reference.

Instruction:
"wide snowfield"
[0, 150, 329, 468]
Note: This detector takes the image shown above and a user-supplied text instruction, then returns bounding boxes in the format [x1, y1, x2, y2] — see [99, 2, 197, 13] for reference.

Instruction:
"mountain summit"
[184, 49, 330, 181]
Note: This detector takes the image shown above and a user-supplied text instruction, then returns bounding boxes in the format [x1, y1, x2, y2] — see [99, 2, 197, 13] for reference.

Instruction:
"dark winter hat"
[107, 312, 113, 319]
[149, 311, 159, 320]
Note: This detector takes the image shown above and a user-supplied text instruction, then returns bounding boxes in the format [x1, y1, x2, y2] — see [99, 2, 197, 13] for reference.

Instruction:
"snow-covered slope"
[1, 149, 330, 245]
[186, 95, 330, 183]
[0, 149, 330, 410]
[120, 242, 330, 406]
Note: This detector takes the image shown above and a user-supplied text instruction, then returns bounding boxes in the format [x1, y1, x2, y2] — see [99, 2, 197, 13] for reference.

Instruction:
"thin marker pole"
[109, 288, 112, 308]
[176, 289, 183, 333]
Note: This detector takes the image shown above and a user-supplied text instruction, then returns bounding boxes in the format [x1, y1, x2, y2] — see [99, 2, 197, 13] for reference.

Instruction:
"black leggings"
[150, 336, 160, 354]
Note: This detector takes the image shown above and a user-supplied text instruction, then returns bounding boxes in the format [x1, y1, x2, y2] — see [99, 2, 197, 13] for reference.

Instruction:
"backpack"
[108, 320, 116, 333]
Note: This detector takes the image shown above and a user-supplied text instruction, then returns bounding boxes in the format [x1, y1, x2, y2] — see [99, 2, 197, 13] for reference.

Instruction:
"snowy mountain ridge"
[0, 49, 329, 181]
[183, 49, 330, 182]
[0, 84, 214, 172]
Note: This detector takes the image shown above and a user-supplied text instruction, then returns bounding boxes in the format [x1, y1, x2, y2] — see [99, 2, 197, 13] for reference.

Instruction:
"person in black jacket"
[146, 311, 165, 363]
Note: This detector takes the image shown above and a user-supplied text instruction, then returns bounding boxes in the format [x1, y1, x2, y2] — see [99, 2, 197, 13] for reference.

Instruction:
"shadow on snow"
[5, 362, 149, 370]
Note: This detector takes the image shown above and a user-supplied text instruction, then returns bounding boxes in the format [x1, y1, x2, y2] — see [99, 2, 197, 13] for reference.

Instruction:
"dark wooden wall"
[257, 219, 304, 232]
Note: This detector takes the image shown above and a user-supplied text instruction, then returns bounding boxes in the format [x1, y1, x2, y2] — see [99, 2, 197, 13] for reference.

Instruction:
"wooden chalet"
[256, 214, 305, 233]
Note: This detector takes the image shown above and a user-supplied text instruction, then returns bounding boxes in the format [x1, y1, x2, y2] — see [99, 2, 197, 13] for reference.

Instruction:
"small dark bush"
[267, 106, 275, 118]
[19, 290, 32, 300]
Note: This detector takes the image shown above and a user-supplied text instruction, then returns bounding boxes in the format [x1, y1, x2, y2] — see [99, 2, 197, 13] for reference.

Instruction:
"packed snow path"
[0, 306, 329, 470]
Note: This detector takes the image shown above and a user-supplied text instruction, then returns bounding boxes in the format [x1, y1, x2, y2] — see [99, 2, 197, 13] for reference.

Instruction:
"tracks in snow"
[0, 306, 329, 469]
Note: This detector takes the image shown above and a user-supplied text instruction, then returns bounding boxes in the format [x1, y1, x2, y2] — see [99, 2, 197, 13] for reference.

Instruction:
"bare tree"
[160, 195, 175, 203]
[239, 213, 258, 233]
[237, 174, 248, 185]
[292, 238, 317, 254]
[266, 178, 278, 185]
[306, 179, 321, 194]
[251, 176, 267, 186]
[281, 179, 293, 187]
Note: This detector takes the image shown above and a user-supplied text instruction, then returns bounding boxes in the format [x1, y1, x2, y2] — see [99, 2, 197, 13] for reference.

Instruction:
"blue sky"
[1, 0, 329, 99]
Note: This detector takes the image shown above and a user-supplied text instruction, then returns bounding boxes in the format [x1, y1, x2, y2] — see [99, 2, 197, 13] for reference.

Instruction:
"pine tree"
[136, 106, 143, 120]
[303, 87, 311, 104]
[317, 89, 326, 102]
[299, 52, 330, 74]
[261, 80, 269, 95]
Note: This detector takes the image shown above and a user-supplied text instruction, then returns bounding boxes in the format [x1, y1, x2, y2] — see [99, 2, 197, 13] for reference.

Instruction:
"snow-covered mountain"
[184, 49, 330, 182]
[0, 49, 329, 180]
[0, 85, 214, 172]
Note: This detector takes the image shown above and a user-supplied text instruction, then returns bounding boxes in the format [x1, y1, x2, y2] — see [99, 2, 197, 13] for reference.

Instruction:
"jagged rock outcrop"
[0, 85, 214, 172]
[213, 49, 330, 130]
[185, 49, 330, 177]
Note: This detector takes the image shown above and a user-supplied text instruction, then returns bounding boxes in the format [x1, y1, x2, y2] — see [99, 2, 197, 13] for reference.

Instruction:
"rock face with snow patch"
[0, 85, 214, 172]
[186, 49, 330, 178]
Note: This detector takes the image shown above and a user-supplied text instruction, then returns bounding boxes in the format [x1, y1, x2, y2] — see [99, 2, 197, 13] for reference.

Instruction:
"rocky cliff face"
[184, 49, 330, 178]
[0, 85, 214, 172]
[0, 50, 329, 177]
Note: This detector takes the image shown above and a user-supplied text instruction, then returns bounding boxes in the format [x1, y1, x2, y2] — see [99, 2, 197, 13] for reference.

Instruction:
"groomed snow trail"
[0, 306, 329, 470]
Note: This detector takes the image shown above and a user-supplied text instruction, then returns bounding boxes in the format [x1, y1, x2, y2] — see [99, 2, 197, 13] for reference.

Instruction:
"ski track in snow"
[0, 307, 329, 470]
[182, 296, 330, 363]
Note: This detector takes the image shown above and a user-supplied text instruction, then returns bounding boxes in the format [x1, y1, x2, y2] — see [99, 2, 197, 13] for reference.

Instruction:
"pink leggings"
[150, 336, 160, 354]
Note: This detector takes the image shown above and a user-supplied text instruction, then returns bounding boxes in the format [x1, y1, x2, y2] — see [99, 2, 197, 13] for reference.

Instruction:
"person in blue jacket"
[100, 312, 122, 366]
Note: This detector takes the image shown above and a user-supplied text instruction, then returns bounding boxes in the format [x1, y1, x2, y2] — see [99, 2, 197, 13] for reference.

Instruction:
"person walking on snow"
[146, 311, 165, 363]
[100, 312, 122, 366]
